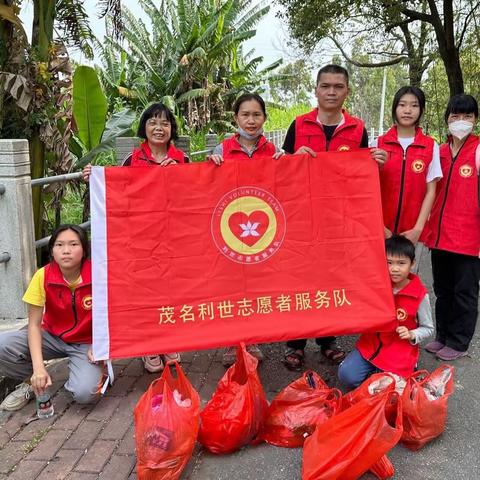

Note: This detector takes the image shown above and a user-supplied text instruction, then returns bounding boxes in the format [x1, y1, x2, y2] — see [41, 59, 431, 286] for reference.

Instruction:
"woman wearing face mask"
[208, 93, 283, 367]
[424, 94, 480, 361]
[208, 93, 283, 166]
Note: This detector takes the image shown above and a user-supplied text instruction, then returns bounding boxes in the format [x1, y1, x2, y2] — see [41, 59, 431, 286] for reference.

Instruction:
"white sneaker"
[0, 382, 34, 411]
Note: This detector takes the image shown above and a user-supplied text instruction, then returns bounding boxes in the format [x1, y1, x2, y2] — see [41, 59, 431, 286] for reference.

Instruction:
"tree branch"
[329, 36, 406, 67]
[458, 1, 480, 47]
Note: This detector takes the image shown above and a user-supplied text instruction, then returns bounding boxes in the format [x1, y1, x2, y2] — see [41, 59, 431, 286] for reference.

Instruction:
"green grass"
[264, 104, 312, 131]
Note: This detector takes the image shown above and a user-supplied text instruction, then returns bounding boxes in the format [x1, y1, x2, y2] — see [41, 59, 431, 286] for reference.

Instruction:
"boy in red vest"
[337, 235, 434, 390]
[283, 64, 387, 368]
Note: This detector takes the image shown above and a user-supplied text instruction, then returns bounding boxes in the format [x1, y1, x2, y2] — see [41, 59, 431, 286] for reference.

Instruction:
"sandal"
[142, 355, 164, 373]
[283, 348, 305, 371]
[162, 352, 181, 365]
[321, 348, 346, 364]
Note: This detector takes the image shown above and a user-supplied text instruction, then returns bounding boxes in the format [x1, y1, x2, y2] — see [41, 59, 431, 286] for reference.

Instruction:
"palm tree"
[96, 0, 281, 132]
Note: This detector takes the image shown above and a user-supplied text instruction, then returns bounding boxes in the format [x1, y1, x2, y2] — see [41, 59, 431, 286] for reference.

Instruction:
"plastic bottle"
[36, 393, 54, 419]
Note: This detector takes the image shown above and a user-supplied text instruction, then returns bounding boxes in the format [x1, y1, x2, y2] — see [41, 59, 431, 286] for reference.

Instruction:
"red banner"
[91, 150, 396, 360]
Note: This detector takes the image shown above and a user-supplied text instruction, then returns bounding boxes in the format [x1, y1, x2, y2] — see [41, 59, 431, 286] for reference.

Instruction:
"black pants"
[431, 249, 480, 352]
[286, 336, 335, 351]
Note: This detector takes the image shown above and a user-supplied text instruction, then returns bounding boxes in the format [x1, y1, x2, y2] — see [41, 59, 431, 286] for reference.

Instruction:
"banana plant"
[71, 65, 135, 169]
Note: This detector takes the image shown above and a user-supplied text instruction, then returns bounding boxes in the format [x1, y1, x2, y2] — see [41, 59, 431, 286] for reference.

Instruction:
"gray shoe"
[0, 382, 34, 411]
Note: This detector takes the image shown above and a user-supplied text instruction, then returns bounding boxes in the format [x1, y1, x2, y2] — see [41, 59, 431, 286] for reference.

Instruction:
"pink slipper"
[436, 346, 467, 361]
[425, 340, 445, 353]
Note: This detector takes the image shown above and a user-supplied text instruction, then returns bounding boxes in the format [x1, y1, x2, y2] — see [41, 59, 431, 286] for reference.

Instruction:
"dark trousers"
[431, 249, 480, 352]
[286, 336, 335, 351]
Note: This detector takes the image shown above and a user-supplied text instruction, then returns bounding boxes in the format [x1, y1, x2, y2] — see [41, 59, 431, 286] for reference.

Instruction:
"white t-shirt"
[371, 136, 442, 183]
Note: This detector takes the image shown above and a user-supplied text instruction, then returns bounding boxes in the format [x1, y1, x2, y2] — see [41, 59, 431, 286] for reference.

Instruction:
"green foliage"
[73, 66, 108, 150]
[264, 104, 311, 131]
[95, 0, 281, 132]
[268, 59, 315, 106]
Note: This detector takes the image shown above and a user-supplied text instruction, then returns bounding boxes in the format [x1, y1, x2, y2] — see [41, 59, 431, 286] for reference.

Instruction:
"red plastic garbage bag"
[198, 344, 268, 454]
[341, 373, 396, 411]
[258, 371, 341, 448]
[134, 362, 200, 480]
[302, 390, 403, 480]
[401, 364, 454, 451]
[369, 455, 395, 479]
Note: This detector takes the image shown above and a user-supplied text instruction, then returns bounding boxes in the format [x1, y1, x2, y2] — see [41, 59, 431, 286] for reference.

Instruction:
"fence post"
[115, 137, 141, 165]
[175, 135, 191, 158]
[0, 139, 36, 328]
[205, 134, 217, 154]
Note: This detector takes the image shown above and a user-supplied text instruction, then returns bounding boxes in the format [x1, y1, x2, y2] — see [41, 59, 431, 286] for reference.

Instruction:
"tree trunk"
[440, 49, 464, 95]
[30, 0, 55, 239]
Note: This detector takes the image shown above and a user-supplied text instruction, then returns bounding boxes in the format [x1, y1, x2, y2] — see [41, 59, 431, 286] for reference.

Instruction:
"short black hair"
[385, 235, 415, 262]
[391, 86, 426, 125]
[316, 64, 349, 86]
[444, 94, 479, 123]
[48, 224, 89, 260]
[233, 93, 267, 116]
[137, 103, 178, 143]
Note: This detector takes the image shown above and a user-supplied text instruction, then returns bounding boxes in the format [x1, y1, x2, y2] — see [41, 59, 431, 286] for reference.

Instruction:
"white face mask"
[448, 120, 474, 140]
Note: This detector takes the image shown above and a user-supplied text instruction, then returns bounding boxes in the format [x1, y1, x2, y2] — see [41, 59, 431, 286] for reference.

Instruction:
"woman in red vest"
[424, 94, 480, 360]
[338, 235, 434, 390]
[209, 93, 281, 166]
[84, 103, 188, 373]
[209, 93, 282, 367]
[374, 86, 442, 245]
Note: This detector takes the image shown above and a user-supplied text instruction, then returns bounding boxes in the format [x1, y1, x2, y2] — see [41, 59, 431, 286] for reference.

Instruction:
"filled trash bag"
[258, 371, 341, 448]
[341, 372, 397, 411]
[302, 390, 403, 480]
[401, 364, 454, 451]
[198, 344, 268, 454]
[135, 362, 200, 480]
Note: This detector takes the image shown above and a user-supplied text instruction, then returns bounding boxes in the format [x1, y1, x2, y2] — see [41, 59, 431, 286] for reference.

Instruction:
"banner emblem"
[211, 187, 286, 264]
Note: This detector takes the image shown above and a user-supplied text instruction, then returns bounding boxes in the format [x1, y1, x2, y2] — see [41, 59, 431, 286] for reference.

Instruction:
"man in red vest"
[283, 64, 387, 369]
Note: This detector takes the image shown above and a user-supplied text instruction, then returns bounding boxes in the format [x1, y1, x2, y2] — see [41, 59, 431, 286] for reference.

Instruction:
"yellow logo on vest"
[337, 145, 350, 152]
[396, 308, 408, 321]
[411, 159, 425, 173]
[82, 295, 92, 310]
[459, 164, 473, 178]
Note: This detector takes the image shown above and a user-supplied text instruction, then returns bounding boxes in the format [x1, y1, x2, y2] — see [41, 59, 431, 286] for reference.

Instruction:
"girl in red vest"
[375, 86, 442, 245]
[208, 93, 281, 366]
[0, 225, 104, 411]
[338, 236, 433, 390]
[83, 103, 187, 373]
[424, 94, 480, 361]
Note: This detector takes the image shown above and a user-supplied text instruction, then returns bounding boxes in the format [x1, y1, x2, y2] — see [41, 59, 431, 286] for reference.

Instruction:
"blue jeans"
[337, 348, 379, 391]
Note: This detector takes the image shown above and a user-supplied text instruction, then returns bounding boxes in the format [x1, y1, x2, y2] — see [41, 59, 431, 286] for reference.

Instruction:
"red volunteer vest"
[378, 126, 434, 240]
[294, 109, 364, 152]
[425, 135, 480, 257]
[222, 134, 276, 160]
[356, 274, 427, 377]
[42, 259, 93, 344]
[129, 141, 187, 166]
